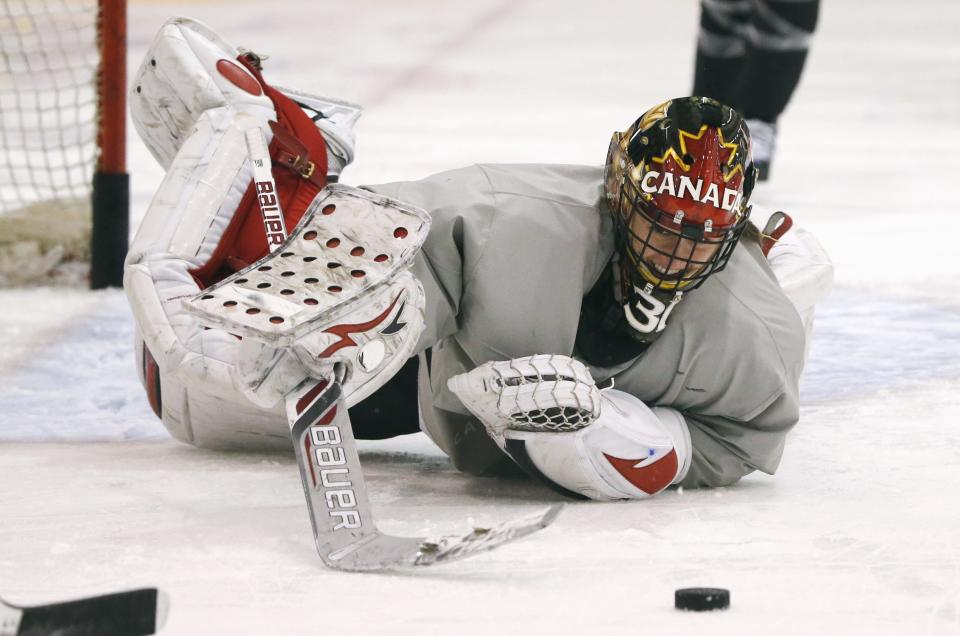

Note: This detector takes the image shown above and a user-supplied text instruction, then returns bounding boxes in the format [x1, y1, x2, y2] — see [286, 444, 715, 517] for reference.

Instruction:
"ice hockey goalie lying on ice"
[125, 18, 832, 501]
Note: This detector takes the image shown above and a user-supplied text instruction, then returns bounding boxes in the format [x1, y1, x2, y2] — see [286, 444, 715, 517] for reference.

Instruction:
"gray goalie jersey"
[366, 164, 805, 489]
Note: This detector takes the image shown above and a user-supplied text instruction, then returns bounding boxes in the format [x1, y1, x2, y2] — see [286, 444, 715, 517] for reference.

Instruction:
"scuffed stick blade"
[319, 504, 563, 571]
[287, 378, 562, 571]
[0, 588, 168, 636]
[413, 503, 563, 566]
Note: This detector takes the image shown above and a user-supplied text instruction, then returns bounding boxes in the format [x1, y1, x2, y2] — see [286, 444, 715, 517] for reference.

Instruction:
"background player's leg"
[693, 0, 751, 107]
[732, 0, 820, 178]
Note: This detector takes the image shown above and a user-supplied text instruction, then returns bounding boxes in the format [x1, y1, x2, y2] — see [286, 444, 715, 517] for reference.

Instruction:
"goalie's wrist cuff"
[650, 406, 692, 485]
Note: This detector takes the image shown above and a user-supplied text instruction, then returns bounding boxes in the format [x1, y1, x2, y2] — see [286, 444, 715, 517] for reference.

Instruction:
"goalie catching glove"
[448, 355, 692, 500]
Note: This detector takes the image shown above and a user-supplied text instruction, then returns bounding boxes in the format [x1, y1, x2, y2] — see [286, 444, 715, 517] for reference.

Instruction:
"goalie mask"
[603, 96, 757, 343]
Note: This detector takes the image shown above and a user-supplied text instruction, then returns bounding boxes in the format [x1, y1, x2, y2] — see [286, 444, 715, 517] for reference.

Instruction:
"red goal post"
[91, 0, 128, 289]
[0, 0, 127, 288]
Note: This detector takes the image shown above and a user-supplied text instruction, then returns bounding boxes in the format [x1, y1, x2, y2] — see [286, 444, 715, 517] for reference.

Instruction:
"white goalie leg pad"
[124, 59, 376, 447]
[125, 109, 286, 446]
[131, 17, 360, 176]
[507, 391, 692, 501]
[130, 17, 276, 169]
[128, 108, 253, 270]
[126, 108, 259, 388]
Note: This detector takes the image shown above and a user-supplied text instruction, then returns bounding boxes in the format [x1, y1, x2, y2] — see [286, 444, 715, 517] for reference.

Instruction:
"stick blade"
[318, 504, 563, 571]
[7, 588, 166, 636]
[318, 532, 424, 572]
[414, 504, 563, 566]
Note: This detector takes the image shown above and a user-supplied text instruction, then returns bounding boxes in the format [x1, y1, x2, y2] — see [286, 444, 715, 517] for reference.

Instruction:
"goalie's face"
[612, 169, 744, 292]
[625, 201, 722, 285]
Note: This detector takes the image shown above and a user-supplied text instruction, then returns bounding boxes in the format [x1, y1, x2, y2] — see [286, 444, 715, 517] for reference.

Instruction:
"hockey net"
[0, 0, 126, 287]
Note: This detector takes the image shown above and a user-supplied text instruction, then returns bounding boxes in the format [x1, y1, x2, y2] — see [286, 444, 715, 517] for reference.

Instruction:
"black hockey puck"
[674, 587, 730, 611]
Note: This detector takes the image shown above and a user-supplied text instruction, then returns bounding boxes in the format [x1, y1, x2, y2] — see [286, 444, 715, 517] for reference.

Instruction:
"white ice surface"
[2, 0, 960, 634]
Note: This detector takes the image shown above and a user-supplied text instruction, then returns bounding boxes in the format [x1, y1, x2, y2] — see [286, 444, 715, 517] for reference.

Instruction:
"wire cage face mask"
[603, 97, 756, 294]
[612, 155, 750, 292]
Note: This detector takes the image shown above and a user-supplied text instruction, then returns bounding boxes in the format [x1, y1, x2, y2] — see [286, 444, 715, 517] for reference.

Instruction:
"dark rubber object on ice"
[674, 587, 730, 611]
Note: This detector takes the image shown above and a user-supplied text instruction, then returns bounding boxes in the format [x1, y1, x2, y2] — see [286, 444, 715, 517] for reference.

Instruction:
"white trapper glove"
[448, 354, 692, 500]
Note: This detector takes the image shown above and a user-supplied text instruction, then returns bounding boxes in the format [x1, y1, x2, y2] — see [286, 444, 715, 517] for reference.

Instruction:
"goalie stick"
[0, 588, 168, 636]
[234, 135, 562, 570]
[287, 377, 563, 571]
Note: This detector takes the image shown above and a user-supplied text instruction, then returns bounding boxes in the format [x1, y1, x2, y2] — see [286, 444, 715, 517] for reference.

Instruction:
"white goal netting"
[0, 0, 99, 285]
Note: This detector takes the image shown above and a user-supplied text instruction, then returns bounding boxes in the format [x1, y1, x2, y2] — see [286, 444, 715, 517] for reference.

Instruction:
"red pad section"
[295, 379, 331, 415]
[604, 449, 678, 495]
[761, 212, 794, 257]
[141, 343, 162, 419]
[190, 55, 330, 289]
[215, 59, 263, 96]
[318, 294, 402, 359]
